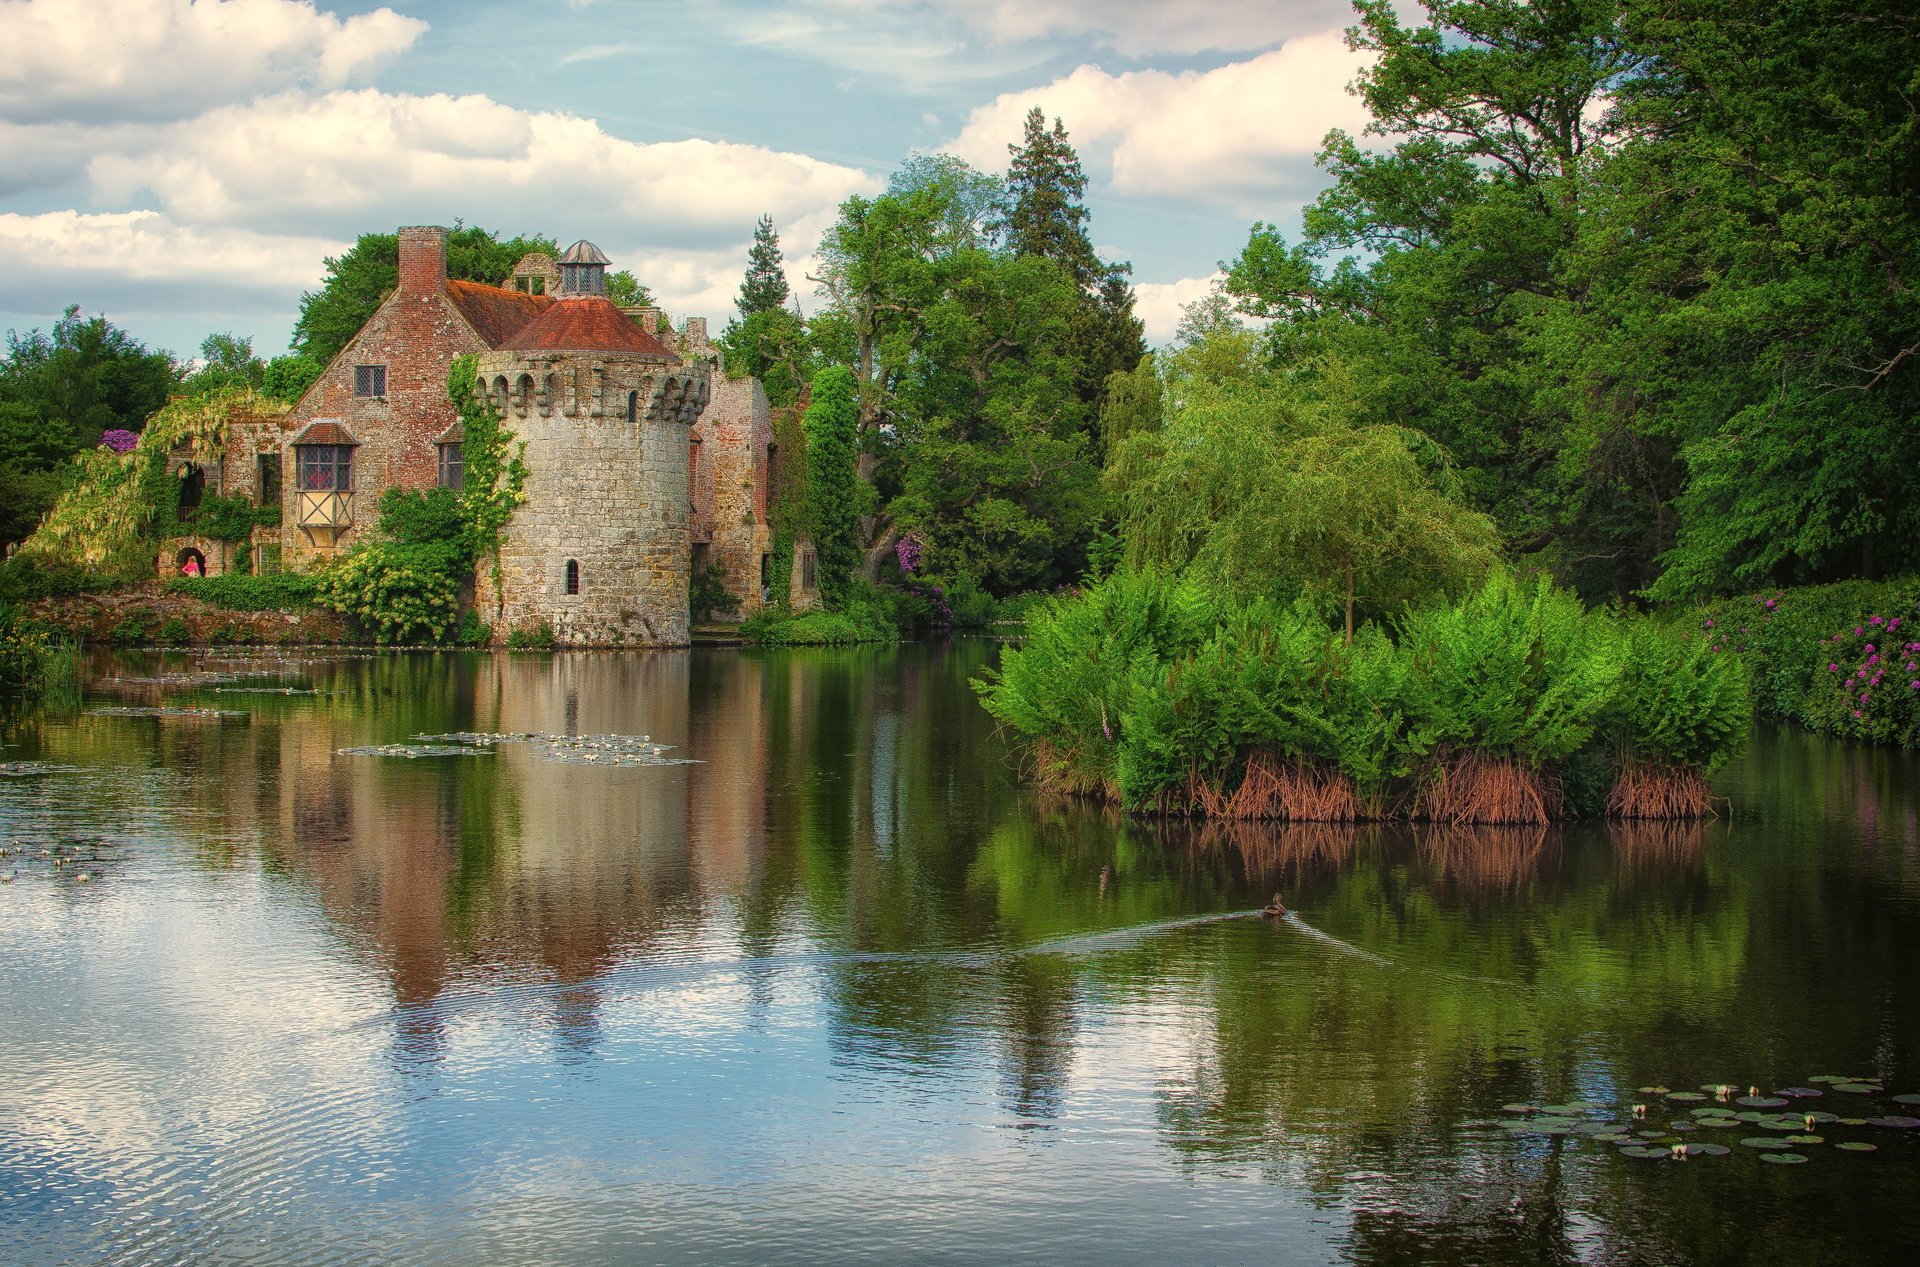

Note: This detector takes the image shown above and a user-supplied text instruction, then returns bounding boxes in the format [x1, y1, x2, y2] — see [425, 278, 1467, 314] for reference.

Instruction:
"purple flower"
[1765, 598, 1776, 610]
[1828, 663, 1839, 672]
[1856, 626, 1865, 636]
[1870, 615, 1885, 626]
[1704, 619, 1715, 629]
[1853, 710, 1863, 718]
[894, 534, 923, 575]
[98, 428, 138, 454]
[1911, 681, 1919, 691]
[1866, 645, 1876, 654]
[1860, 693, 1870, 703]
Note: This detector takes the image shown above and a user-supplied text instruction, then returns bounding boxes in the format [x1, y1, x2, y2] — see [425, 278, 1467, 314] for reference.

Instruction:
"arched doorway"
[175, 546, 207, 578]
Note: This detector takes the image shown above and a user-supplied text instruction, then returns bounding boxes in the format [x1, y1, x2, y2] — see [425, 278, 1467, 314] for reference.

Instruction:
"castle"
[173, 226, 814, 646]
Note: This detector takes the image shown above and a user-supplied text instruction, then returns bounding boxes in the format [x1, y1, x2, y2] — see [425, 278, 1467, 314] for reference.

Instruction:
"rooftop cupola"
[557, 240, 611, 296]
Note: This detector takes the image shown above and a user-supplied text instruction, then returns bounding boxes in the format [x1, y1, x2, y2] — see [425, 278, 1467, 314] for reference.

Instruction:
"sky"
[0, 0, 1382, 359]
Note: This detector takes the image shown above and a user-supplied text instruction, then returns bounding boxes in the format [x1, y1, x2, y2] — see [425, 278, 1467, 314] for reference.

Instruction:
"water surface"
[3, 642, 1918, 1265]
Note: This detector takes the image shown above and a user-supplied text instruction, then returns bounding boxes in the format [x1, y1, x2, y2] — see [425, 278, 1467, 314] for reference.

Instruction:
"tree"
[0, 307, 180, 544]
[736, 215, 791, 316]
[184, 333, 265, 396]
[605, 270, 654, 309]
[292, 224, 558, 368]
[1000, 107, 1145, 449]
[803, 365, 863, 605]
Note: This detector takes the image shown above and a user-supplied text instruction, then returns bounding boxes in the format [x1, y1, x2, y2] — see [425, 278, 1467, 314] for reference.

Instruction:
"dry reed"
[1606, 764, 1717, 819]
[1415, 753, 1558, 825]
[1190, 751, 1361, 821]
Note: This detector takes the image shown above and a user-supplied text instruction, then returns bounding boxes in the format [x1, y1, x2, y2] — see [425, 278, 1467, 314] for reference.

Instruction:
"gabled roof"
[500, 296, 680, 359]
[292, 420, 356, 445]
[446, 279, 555, 348]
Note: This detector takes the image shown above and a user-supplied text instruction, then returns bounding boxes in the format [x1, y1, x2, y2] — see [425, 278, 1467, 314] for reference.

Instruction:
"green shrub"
[314, 542, 462, 644]
[975, 570, 1213, 797]
[109, 607, 161, 645]
[157, 617, 191, 646]
[0, 600, 77, 698]
[456, 610, 492, 647]
[506, 621, 554, 650]
[0, 557, 109, 602]
[168, 572, 317, 611]
[740, 609, 891, 647]
[1397, 572, 1626, 766]
[1602, 618, 1752, 771]
[691, 560, 742, 621]
[1695, 577, 1920, 744]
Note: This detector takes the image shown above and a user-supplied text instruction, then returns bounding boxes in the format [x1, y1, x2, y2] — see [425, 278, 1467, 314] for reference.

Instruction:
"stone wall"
[683, 329, 772, 617]
[474, 349, 709, 648]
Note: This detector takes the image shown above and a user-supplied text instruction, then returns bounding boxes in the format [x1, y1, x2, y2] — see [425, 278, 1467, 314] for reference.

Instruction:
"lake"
[3, 641, 1918, 1265]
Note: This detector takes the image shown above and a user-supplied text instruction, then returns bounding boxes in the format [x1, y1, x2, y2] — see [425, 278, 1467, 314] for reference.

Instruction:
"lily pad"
[1636, 1086, 1671, 1095]
[1807, 1076, 1846, 1084]
[1695, 1118, 1741, 1129]
[1666, 1091, 1707, 1102]
[1501, 1103, 1539, 1114]
[1734, 1111, 1767, 1122]
[1740, 1137, 1790, 1150]
[1892, 1094, 1920, 1106]
[1669, 1122, 1697, 1132]
[1594, 1133, 1635, 1144]
[1801, 1111, 1839, 1123]
[1618, 1145, 1668, 1159]
[1784, 1135, 1824, 1146]
[1736, 1096, 1789, 1108]
[1835, 1142, 1878, 1152]
[1759, 1153, 1808, 1165]
[1777, 1087, 1822, 1098]
[1760, 1118, 1806, 1131]
[1839, 1118, 1869, 1126]
[1833, 1083, 1882, 1094]
[1692, 1143, 1732, 1157]
[1864, 1116, 1920, 1129]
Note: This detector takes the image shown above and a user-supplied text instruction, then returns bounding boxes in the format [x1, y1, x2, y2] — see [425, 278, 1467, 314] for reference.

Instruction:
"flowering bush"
[1696, 577, 1920, 746]
[98, 429, 139, 454]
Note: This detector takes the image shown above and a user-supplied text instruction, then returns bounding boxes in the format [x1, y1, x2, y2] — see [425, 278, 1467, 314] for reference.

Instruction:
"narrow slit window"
[256, 452, 281, 506]
[564, 559, 580, 596]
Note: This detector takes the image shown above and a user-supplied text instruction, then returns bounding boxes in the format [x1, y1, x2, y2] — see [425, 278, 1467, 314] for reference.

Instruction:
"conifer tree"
[1000, 107, 1145, 454]
[736, 214, 791, 316]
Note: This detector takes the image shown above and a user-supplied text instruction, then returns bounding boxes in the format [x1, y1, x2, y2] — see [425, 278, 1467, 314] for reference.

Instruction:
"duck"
[1260, 892, 1288, 919]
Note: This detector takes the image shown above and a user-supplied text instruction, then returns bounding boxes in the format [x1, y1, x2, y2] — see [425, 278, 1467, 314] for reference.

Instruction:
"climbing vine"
[450, 354, 528, 620]
[765, 402, 809, 605]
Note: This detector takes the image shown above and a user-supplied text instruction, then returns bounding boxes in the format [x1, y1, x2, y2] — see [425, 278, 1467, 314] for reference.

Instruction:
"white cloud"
[83, 88, 880, 249]
[949, 0, 1356, 57]
[1133, 273, 1224, 346]
[946, 30, 1372, 205]
[0, 0, 427, 125]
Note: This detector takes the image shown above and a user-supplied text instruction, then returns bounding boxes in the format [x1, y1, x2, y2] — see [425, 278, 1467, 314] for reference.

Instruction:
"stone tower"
[472, 240, 711, 647]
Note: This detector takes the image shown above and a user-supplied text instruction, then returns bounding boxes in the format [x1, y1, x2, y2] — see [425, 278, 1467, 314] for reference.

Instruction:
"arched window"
[626, 390, 638, 424]
[564, 559, 580, 596]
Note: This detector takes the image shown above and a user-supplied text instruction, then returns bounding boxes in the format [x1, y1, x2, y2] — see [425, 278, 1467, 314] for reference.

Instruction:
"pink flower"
[1853, 710, 1863, 718]
[1911, 681, 1919, 691]
[1765, 598, 1776, 610]
[1866, 644, 1876, 654]
[1889, 618, 1901, 630]
[1856, 626, 1865, 636]
[1829, 663, 1839, 672]
[1704, 619, 1715, 629]
[1870, 615, 1885, 626]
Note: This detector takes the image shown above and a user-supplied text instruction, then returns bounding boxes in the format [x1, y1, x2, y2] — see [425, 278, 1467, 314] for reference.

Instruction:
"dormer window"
[354, 365, 387, 398]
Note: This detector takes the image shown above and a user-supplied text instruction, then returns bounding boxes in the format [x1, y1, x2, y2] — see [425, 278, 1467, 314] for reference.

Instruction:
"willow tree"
[1110, 354, 1498, 640]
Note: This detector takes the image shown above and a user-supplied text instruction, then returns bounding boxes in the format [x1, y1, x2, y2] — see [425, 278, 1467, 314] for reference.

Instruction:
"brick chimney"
[397, 225, 447, 294]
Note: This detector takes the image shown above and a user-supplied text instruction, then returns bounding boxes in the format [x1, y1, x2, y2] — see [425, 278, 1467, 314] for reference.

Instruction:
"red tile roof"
[500, 297, 680, 359]
[292, 420, 356, 445]
[446, 279, 554, 348]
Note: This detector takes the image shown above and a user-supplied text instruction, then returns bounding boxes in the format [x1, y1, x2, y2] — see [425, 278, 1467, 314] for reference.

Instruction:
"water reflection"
[2, 644, 1919, 1266]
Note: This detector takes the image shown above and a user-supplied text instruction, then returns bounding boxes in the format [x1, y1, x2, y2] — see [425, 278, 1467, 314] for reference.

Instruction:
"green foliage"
[176, 491, 277, 544]
[0, 600, 76, 698]
[109, 607, 160, 645]
[0, 556, 107, 602]
[802, 365, 863, 605]
[736, 214, 791, 316]
[1109, 337, 1499, 635]
[157, 617, 191, 646]
[718, 307, 809, 409]
[455, 610, 493, 647]
[1397, 573, 1626, 766]
[1602, 619, 1752, 771]
[765, 404, 808, 604]
[261, 353, 324, 404]
[0, 305, 182, 543]
[505, 621, 554, 650]
[292, 224, 559, 368]
[604, 270, 653, 309]
[1697, 577, 1920, 746]
[184, 333, 264, 396]
[975, 570, 1215, 797]
[739, 605, 896, 647]
[16, 387, 289, 578]
[311, 360, 522, 643]
[168, 572, 317, 612]
[980, 568, 1749, 814]
[691, 559, 742, 621]
[1219, 0, 1920, 603]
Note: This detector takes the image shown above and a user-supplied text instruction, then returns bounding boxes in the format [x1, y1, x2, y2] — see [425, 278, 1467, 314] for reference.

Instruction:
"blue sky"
[0, 0, 1379, 358]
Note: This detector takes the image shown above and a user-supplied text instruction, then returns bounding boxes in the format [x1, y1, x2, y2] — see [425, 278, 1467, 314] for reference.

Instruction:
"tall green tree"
[1000, 107, 1145, 451]
[292, 223, 557, 367]
[803, 365, 863, 604]
[736, 214, 791, 315]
